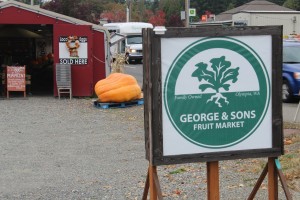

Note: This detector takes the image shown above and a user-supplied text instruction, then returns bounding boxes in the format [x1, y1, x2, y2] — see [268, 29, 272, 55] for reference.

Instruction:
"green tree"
[192, 56, 239, 107]
[283, 0, 300, 10]
[227, 2, 236, 10]
[35, 0, 296, 26]
[151, 0, 159, 11]
[271, 0, 286, 6]
[42, 0, 107, 23]
[159, 0, 183, 26]
[12, 0, 43, 5]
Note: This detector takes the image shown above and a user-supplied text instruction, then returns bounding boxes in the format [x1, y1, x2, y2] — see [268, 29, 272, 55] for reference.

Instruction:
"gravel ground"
[0, 96, 299, 200]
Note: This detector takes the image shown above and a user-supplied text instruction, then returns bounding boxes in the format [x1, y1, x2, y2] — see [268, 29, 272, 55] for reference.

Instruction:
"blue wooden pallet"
[94, 98, 144, 109]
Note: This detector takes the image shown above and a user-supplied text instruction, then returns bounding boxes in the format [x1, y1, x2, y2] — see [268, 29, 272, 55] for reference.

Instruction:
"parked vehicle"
[103, 22, 153, 64]
[282, 40, 300, 102]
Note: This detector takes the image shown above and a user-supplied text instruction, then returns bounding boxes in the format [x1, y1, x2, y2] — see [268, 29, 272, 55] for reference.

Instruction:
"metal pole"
[126, 0, 131, 22]
[126, 7, 130, 22]
[185, 0, 190, 27]
[129, 1, 132, 22]
[140, 0, 145, 22]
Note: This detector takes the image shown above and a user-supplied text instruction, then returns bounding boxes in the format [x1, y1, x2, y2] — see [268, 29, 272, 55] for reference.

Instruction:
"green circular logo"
[164, 37, 270, 148]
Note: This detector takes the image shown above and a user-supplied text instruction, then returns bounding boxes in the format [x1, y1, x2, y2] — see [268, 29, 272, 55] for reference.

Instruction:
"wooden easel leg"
[152, 166, 163, 199]
[207, 161, 219, 200]
[247, 163, 268, 200]
[142, 170, 150, 200]
[149, 165, 158, 200]
[143, 165, 163, 200]
[268, 157, 278, 200]
[249, 158, 292, 200]
[275, 159, 293, 200]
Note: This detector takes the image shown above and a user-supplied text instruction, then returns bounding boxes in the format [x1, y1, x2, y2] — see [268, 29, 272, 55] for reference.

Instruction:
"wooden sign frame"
[6, 65, 26, 98]
[143, 26, 283, 166]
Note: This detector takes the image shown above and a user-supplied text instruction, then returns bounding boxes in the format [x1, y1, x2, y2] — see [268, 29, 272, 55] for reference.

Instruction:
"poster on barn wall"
[162, 35, 272, 156]
[58, 36, 88, 65]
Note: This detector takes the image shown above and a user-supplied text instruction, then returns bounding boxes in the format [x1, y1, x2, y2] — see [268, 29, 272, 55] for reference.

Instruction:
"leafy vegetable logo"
[192, 56, 239, 107]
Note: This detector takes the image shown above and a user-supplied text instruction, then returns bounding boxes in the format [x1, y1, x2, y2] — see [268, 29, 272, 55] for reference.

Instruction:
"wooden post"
[207, 161, 220, 200]
[149, 165, 158, 200]
[268, 157, 278, 200]
[6, 66, 26, 98]
[248, 158, 292, 200]
[142, 165, 163, 200]
[275, 159, 292, 199]
[248, 163, 268, 200]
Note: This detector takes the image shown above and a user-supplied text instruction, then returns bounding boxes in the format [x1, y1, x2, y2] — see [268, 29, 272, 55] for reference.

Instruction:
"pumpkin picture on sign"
[66, 36, 80, 57]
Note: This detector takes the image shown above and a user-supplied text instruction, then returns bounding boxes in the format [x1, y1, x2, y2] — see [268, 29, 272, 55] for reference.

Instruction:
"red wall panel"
[53, 24, 94, 96]
[0, 5, 107, 97]
[0, 7, 66, 24]
[92, 30, 106, 86]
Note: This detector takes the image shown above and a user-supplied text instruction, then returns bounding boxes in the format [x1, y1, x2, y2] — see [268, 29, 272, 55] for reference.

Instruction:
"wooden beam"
[149, 165, 158, 200]
[275, 159, 292, 200]
[248, 163, 268, 200]
[207, 161, 219, 200]
[268, 157, 278, 200]
[142, 170, 149, 200]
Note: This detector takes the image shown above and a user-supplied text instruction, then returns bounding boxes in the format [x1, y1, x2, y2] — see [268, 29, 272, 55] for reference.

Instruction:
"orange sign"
[7, 66, 26, 91]
[201, 15, 207, 22]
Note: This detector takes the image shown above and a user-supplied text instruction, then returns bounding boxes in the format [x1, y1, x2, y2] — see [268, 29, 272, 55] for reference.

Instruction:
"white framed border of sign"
[58, 35, 88, 65]
[143, 26, 283, 166]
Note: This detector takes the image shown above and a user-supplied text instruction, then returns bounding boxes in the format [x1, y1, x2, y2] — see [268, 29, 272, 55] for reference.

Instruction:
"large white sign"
[59, 36, 88, 65]
[161, 36, 272, 156]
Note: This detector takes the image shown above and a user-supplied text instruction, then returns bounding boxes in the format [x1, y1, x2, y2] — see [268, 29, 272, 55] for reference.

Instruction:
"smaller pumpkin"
[94, 73, 141, 103]
[47, 53, 54, 59]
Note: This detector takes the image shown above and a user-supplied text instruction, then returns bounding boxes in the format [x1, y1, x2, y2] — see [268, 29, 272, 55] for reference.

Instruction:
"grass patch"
[284, 122, 300, 129]
[169, 168, 187, 175]
[280, 133, 300, 191]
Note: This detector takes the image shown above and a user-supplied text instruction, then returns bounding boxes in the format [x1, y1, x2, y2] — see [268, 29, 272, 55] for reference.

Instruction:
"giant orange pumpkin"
[94, 73, 142, 102]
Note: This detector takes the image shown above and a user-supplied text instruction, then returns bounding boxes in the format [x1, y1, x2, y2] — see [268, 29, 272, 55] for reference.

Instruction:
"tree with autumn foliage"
[168, 14, 184, 27]
[38, 0, 296, 26]
[148, 10, 166, 26]
[100, 3, 127, 22]
[158, 0, 183, 26]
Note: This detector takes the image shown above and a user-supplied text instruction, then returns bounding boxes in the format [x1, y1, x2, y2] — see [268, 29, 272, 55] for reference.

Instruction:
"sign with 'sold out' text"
[143, 26, 283, 165]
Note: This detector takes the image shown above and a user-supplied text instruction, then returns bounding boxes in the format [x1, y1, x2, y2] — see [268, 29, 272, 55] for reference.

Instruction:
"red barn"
[0, 0, 110, 97]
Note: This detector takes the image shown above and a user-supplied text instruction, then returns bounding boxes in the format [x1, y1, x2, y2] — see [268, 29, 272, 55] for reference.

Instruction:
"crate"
[94, 98, 144, 109]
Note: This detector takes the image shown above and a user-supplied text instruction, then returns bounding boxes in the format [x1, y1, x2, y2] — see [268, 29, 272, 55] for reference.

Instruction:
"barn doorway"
[0, 24, 54, 96]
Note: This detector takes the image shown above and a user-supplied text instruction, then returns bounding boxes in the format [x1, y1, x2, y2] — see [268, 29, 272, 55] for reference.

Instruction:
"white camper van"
[103, 22, 153, 64]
